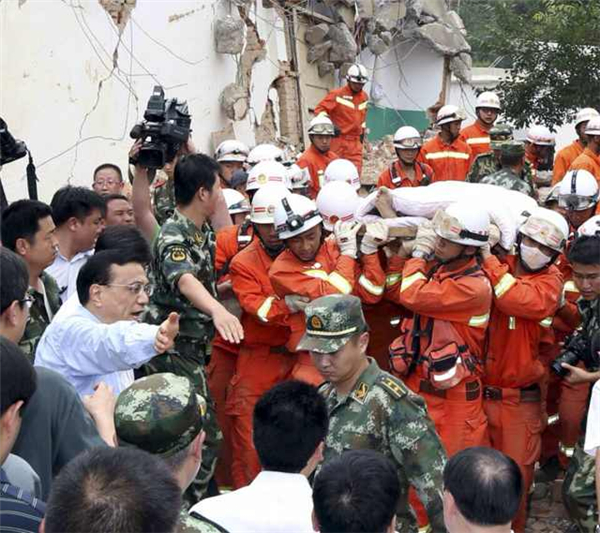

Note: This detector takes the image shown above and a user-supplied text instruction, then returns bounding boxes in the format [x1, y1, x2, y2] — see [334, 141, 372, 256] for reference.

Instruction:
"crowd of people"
[1, 62, 600, 533]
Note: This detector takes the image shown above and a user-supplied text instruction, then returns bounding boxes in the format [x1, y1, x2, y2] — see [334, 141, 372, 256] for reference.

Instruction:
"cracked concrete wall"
[0, 0, 288, 202]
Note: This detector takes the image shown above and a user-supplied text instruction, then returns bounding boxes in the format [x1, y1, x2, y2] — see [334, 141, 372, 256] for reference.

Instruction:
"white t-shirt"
[584, 380, 600, 457]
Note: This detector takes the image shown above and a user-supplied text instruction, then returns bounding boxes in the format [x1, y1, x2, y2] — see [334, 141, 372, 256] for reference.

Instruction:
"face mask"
[520, 243, 551, 271]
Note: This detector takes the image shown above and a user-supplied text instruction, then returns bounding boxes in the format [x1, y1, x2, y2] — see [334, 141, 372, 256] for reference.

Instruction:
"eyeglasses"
[19, 296, 35, 309]
[102, 282, 153, 296]
[558, 194, 598, 211]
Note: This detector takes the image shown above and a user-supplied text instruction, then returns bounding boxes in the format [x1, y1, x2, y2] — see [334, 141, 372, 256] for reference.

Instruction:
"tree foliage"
[459, 0, 600, 128]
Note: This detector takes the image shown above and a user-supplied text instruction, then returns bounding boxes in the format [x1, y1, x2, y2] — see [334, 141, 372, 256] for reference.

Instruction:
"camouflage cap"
[297, 294, 367, 354]
[115, 373, 206, 457]
[500, 140, 525, 157]
[490, 123, 514, 149]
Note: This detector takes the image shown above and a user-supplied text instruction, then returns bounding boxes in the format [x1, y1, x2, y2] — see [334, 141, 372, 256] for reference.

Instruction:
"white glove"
[360, 221, 389, 255]
[412, 221, 437, 258]
[334, 220, 361, 258]
[285, 295, 310, 313]
[399, 239, 416, 258]
[488, 224, 501, 249]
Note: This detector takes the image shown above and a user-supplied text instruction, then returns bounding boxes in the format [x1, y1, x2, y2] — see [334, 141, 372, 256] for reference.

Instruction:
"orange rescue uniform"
[314, 85, 368, 173]
[419, 135, 473, 182]
[270, 237, 386, 383]
[460, 121, 491, 158]
[296, 145, 339, 199]
[227, 239, 294, 488]
[570, 147, 600, 182]
[552, 140, 585, 185]
[387, 256, 492, 456]
[481, 254, 562, 533]
[376, 160, 434, 189]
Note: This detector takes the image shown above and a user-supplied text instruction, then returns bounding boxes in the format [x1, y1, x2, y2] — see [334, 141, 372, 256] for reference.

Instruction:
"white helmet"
[323, 159, 360, 190]
[308, 115, 335, 136]
[575, 108, 600, 128]
[577, 215, 600, 237]
[393, 126, 422, 150]
[247, 144, 284, 166]
[223, 188, 251, 215]
[436, 105, 466, 126]
[526, 125, 555, 146]
[273, 193, 322, 240]
[558, 169, 599, 211]
[519, 207, 568, 253]
[316, 182, 359, 231]
[476, 91, 501, 110]
[585, 116, 600, 136]
[215, 140, 249, 163]
[287, 164, 311, 190]
[246, 160, 292, 192]
[250, 183, 291, 225]
[346, 63, 369, 84]
[433, 202, 490, 247]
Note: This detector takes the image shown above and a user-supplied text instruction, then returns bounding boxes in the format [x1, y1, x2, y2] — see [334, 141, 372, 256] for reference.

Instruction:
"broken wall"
[0, 0, 288, 201]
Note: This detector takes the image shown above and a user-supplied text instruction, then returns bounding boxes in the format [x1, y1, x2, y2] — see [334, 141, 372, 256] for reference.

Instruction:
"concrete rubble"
[219, 83, 249, 121]
[214, 16, 245, 54]
[328, 22, 359, 64]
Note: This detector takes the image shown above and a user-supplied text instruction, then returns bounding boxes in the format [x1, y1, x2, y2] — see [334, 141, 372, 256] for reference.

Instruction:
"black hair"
[44, 447, 181, 533]
[0, 336, 37, 416]
[174, 153, 219, 206]
[443, 446, 523, 526]
[313, 450, 400, 533]
[253, 380, 329, 473]
[95, 225, 152, 265]
[105, 193, 129, 204]
[93, 163, 123, 182]
[0, 248, 29, 315]
[500, 152, 524, 167]
[1, 200, 53, 251]
[77, 250, 142, 305]
[50, 186, 106, 226]
[568, 235, 600, 266]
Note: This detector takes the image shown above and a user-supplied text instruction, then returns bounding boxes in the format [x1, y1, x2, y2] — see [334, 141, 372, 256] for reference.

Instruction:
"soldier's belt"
[419, 379, 481, 401]
[483, 384, 541, 403]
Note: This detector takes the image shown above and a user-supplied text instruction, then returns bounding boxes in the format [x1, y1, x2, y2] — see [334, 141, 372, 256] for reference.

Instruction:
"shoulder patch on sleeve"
[377, 374, 408, 399]
[169, 245, 189, 262]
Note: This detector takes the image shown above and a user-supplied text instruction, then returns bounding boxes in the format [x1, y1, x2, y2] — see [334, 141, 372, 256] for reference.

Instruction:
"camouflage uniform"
[143, 209, 222, 501]
[19, 272, 61, 363]
[480, 141, 535, 197]
[152, 170, 175, 226]
[298, 295, 447, 533]
[114, 373, 228, 533]
[562, 297, 600, 533]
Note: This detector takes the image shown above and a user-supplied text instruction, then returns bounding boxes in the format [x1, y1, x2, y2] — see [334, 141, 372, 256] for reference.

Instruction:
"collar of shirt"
[0, 468, 9, 484]
[437, 135, 465, 150]
[55, 249, 93, 265]
[329, 357, 380, 407]
[172, 209, 209, 244]
[251, 470, 312, 492]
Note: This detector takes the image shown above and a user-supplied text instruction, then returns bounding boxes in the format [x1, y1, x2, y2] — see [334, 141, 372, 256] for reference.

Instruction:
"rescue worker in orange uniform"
[377, 126, 434, 189]
[524, 125, 555, 187]
[570, 117, 600, 183]
[481, 208, 568, 533]
[323, 158, 361, 191]
[388, 201, 492, 456]
[314, 64, 369, 174]
[245, 160, 292, 201]
[214, 140, 249, 188]
[419, 105, 473, 182]
[552, 108, 599, 185]
[460, 91, 501, 158]
[269, 193, 388, 384]
[227, 183, 297, 489]
[297, 115, 339, 199]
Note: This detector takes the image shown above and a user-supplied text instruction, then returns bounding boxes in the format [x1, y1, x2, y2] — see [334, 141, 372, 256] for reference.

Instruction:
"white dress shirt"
[46, 250, 93, 303]
[190, 471, 314, 533]
[35, 303, 159, 396]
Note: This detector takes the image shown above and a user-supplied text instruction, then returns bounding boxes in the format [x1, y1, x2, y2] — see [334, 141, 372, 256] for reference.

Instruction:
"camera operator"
[559, 221, 600, 533]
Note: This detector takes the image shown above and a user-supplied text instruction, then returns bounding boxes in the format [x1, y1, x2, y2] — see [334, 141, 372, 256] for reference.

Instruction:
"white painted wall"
[0, 0, 287, 203]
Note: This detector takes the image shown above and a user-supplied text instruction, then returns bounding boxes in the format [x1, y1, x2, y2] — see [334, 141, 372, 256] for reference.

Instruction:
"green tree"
[459, 0, 600, 128]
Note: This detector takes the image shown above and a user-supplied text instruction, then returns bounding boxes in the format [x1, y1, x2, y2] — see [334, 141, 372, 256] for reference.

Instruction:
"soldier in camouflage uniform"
[467, 123, 535, 191]
[115, 373, 229, 533]
[152, 168, 176, 226]
[298, 294, 447, 533]
[143, 153, 243, 500]
[481, 141, 535, 197]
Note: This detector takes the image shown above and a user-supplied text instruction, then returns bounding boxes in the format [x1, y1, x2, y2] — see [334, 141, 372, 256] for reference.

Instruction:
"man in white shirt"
[36, 249, 179, 396]
[46, 186, 105, 303]
[585, 379, 600, 533]
[190, 381, 329, 533]
[442, 447, 522, 533]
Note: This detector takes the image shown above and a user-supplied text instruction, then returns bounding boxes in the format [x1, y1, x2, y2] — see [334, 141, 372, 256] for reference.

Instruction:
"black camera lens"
[551, 350, 581, 378]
